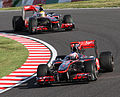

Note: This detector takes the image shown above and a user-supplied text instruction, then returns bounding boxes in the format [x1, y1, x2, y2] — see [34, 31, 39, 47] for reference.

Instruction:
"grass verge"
[0, 0, 120, 10]
[0, 36, 29, 78]
[44, 0, 120, 9]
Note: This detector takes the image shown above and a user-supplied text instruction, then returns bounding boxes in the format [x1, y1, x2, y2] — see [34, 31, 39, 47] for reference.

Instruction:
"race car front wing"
[36, 73, 90, 84]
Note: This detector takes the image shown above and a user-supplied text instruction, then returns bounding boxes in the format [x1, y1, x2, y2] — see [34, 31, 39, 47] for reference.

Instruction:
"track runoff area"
[0, 33, 57, 93]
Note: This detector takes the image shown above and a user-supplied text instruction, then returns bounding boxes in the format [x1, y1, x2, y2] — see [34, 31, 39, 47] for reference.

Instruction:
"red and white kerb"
[0, 33, 57, 93]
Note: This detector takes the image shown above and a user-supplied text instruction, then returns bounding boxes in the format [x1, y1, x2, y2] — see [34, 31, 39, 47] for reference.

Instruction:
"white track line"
[28, 57, 50, 58]
[0, 81, 19, 83]
[9, 73, 35, 75]
[26, 47, 48, 49]
[15, 69, 36, 71]
[29, 54, 50, 56]
[21, 43, 41, 44]
[27, 48, 48, 50]
[21, 66, 38, 68]
[2, 77, 28, 79]
[0, 85, 14, 87]
[24, 45, 44, 46]
[26, 60, 49, 61]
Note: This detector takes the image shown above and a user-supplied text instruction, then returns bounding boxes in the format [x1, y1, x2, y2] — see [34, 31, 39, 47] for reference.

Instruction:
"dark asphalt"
[1, 9, 120, 97]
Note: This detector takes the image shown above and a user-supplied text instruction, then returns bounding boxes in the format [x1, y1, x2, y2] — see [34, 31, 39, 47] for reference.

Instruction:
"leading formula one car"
[12, 5, 75, 34]
[36, 40, 114, 85]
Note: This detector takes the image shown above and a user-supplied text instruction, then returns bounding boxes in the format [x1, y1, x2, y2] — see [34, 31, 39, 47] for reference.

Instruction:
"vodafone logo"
[24, 6, 30, 9]
[85, 41, 94, 45]
[64, 23, 72, 26]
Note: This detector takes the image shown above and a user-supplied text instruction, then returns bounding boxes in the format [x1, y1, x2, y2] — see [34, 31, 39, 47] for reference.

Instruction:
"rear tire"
[12, 16, 24, 31]
[99, 51, 114, 72]
[85, 60, 98, 81]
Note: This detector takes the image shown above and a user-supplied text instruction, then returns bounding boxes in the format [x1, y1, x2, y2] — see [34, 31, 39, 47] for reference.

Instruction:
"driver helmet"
[68, 52, 79, 60]
[39, 11, 45, 17]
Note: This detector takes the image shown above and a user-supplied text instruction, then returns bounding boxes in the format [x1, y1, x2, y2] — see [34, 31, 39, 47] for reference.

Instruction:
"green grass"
[44, 0, 120, 9]
[0, 0, 120, 10]
[0, 7, 22, 10]
[0, 36, 29, 78]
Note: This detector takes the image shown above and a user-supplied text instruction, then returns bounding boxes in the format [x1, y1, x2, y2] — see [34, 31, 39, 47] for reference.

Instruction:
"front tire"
[62, 15, 73, 23]
[85, 61, 98, 81]
[28, 18, 37, 34]
[62, 15, 75, 31]
[37, 64, 48, 77]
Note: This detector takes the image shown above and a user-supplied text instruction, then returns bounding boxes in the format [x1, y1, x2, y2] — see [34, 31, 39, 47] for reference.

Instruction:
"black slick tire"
[28, 18, 37, 34]
[62, 15, 74, 31]
[85, 60, 98, 81]
[12, 16, 24, 31]
[99, 51, 114, 72]
[37, 64, 48, 77]
[62, 15, 73, 23]
[55, 55, 66, 60]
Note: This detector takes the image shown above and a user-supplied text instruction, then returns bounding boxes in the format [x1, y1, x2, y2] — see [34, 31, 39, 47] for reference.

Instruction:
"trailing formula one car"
[36, 40, 114, 85]
[12, 5, 75, 34]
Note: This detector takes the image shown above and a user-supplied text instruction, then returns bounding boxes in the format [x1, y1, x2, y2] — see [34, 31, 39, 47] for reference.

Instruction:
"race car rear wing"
[70, 40, 95, 49]
[70, 40, 98, 58]
[24, 5, 39, 11]
[22, 5, 39, 20]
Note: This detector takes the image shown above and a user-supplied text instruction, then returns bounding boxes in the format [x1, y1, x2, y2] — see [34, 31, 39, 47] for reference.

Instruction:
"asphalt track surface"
[0, 8, 120, 97]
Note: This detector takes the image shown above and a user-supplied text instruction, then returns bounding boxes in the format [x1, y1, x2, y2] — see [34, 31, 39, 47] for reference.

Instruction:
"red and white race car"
[36, 40, 114, 85]
[12, 5, 75, 34]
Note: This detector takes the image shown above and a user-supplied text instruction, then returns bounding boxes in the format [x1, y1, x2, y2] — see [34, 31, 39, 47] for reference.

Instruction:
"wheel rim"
[91, 64, 98, 81]
[94, 66, 98, 80]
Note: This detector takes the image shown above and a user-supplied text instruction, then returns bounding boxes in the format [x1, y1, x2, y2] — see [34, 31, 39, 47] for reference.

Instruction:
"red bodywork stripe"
[37, 76, 55, 82]
[37, 27, 48, 30]
[54, 62, 62, 64]
[51, 21, 59, 23]
[61, 23, 73, 29]
[73, 73, 89, 80]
